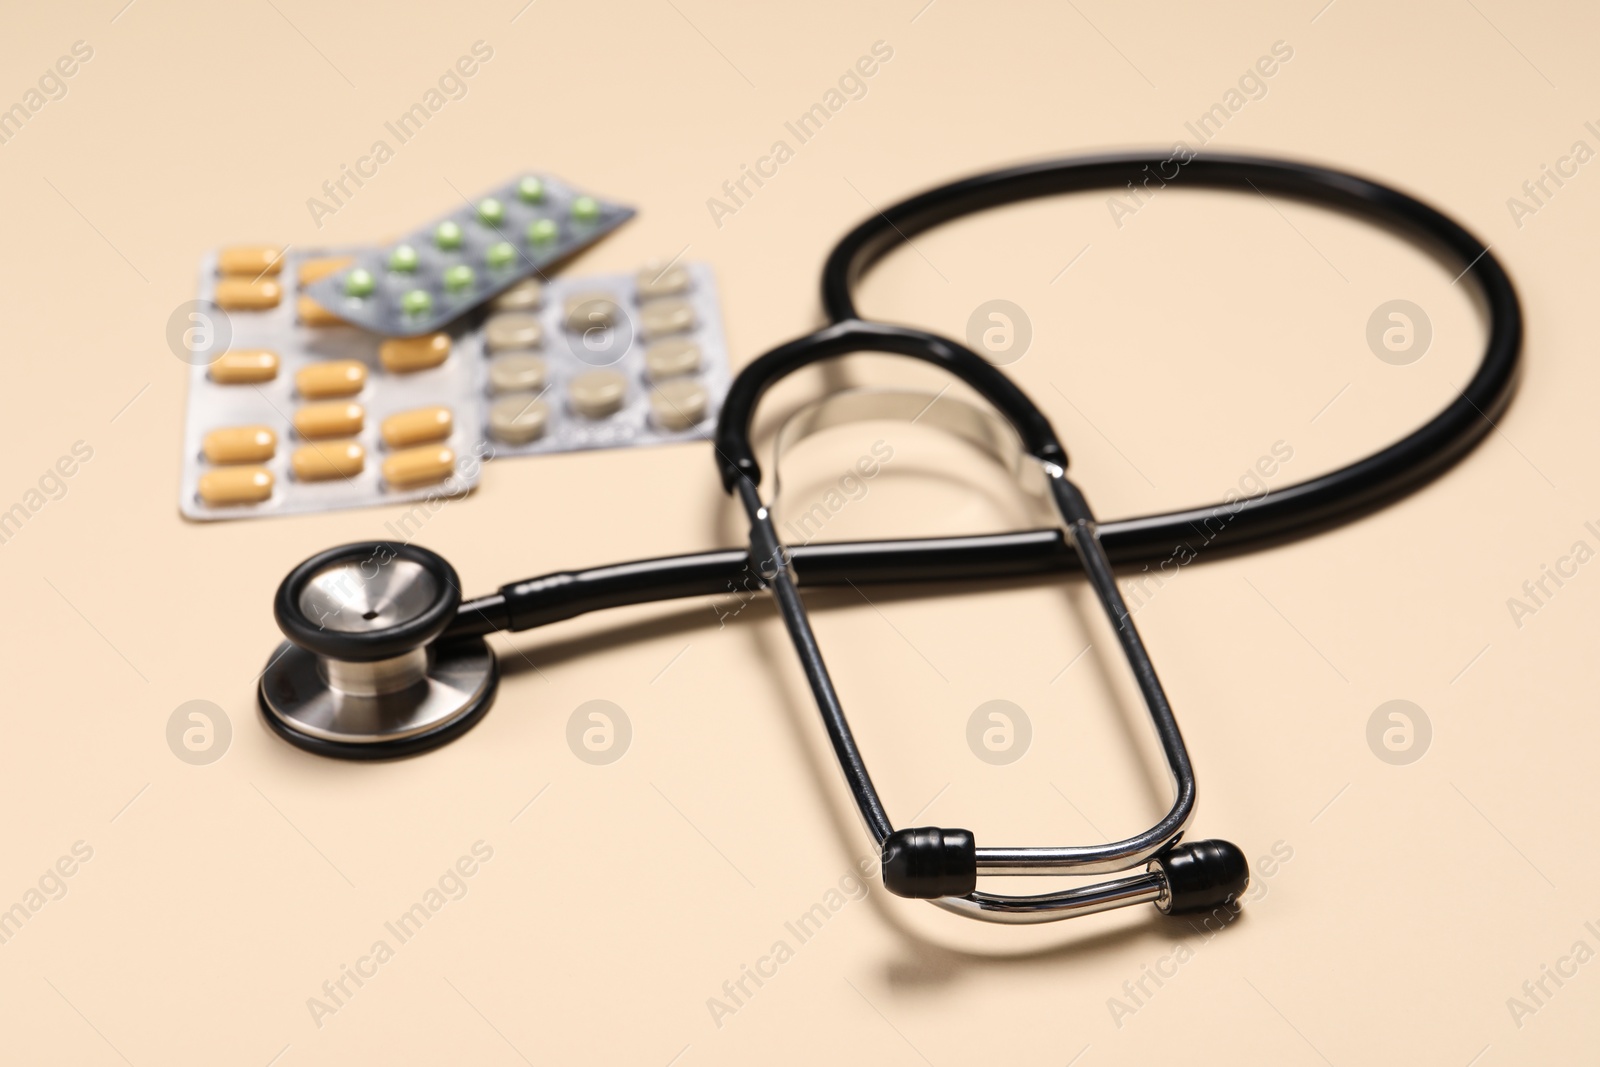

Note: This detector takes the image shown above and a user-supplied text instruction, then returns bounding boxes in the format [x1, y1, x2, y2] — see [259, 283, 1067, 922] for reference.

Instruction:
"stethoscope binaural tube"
[712, 321, 1246, 922]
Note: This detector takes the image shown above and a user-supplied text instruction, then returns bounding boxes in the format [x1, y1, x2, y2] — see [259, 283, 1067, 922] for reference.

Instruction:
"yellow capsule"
[198, 466, 273, 506]
[297, 294, 348, 327]
[383, 445, 456, 488]
[292, 441, 365, 482]
[218, 245, 285, 276]
[296, 360, 367, 399]
[297, 255, 355, 285]
[294, 401, 364, 439]
[379, 332, 451, 373]
[202, 425, 277, 464]
[382, 406, 453, 448]
[209, 349, 279, 384]
[214, 277, 282, 310]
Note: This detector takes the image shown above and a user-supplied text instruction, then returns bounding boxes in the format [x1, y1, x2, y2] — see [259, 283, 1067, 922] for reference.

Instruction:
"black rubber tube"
[453, 153, 1520, 636]
[448, 529, 1076, 637]
[814, 152, 1522, 562]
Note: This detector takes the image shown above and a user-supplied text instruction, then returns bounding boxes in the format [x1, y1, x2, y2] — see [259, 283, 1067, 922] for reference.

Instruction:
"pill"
[569, 369, 627, 419]
[477, 198, 506, 226]
[296, 360, 367, 398]
[526, 218, 558, 245]
[572, 196, 601, 223]
[298, 255, 354, 284]
[383, 445, 456, 488]
[645, 338, 702, 379]
[401, 289, 433, 316]
[344, 268, 376, 297]
[294, 401, 364, 439]
[202, 425, 277, 464]
[218, 245, 285, 276]
[379, 332, 451, 373]
[636, 261, 692, 300]
[198, 466, 273, 506]
[435, 221, 464, 250]
[639, 298, 696, 339]
[517, 176, 545, 203]
[650, 379, 709, 431]
[382, 406, 453, 447]
[489, 394, 550, 444]
[297, 295, 347, 327]
[485, 312, 543, 352]
[486, 241, 516, 269]
[444, 264, 475, 292]
[488, 353, 547, 394]
[209, 349, 279, 384]
[214, 277, 282, 310]
[388, 245, 420, 272]
[491, 278, 542, 312]
[565, 294, 620, 332]
[292, 441, 365, 482]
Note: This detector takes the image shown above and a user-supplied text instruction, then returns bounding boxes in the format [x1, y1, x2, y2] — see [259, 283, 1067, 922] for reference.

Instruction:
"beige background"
[1, 0, 1596, 1062]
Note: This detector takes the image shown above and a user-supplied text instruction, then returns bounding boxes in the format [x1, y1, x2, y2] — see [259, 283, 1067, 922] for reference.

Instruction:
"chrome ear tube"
[713, 320, 1249, 922]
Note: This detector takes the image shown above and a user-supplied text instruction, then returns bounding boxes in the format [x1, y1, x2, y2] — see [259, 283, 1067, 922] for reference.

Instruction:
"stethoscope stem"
[444, 529, 1080, 640]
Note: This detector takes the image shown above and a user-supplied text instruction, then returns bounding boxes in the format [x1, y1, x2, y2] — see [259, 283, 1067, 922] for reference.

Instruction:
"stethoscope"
[257, 154, 1522, 924]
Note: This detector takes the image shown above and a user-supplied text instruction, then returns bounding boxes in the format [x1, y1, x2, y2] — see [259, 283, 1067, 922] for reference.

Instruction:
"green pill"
[443, 264, 475, 292]
[571, 196, 601, 223]
[485, 241, 516, 269]
[401, 289, 433, 315]
[476, 198, 505, 226]
[526, 218, 558, 245]
[516, 176, 545, 203]
[435, 221, 464, 250]
[343, 267, 376, 298]
[388, 244, 419, 272]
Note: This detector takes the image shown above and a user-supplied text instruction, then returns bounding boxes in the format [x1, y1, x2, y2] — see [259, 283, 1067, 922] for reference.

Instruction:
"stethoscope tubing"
[454, 154, 1520, 640]
[818, 153, 1521, 562]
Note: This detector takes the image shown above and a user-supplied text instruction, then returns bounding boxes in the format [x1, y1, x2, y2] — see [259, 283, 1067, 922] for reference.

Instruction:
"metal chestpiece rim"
[258, 541, 499, 760]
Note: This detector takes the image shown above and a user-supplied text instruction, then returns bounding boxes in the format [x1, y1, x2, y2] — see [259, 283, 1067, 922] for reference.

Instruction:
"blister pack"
[301, 174, 634, 337]
[475, 261, 731, 456]
[180, 247, 488, 521]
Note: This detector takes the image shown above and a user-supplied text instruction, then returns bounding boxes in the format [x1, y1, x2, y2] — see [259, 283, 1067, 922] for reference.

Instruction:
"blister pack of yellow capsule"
[476, 261, 731, 456]
[178, 247, 488, 521]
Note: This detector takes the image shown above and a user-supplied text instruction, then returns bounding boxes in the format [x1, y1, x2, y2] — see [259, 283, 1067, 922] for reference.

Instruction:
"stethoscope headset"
[259, 153, 1522, 924]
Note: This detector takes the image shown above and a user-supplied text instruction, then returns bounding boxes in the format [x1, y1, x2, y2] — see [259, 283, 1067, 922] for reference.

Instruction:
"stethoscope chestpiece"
[258, 541, 498, 760]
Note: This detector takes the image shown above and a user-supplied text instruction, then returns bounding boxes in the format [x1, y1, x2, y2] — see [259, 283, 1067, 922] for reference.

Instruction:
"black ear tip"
[1151, 839, 1249, 915]
[881, 826, 977, 898]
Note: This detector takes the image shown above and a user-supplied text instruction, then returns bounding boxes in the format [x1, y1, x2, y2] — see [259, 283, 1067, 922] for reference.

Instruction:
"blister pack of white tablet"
[473, 261, 731, 458]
